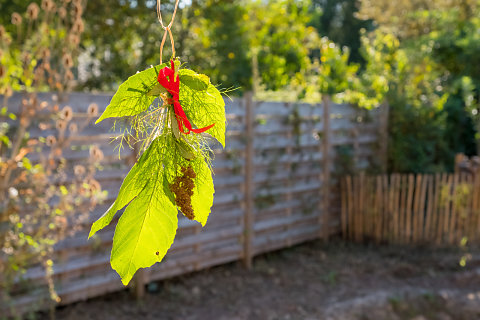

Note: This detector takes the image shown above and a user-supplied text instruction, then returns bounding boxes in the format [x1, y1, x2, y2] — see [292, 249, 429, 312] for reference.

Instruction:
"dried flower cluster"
[0, 0, 85, 97]
[27, 3, 40, 20]
[170, 166, 197, 220]
[0, 94, 105, 313]
[0, 1, 105, 316]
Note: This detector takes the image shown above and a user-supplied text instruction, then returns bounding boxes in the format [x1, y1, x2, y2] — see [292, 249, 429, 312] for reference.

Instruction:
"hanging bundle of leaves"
[88, 0, 226, 285]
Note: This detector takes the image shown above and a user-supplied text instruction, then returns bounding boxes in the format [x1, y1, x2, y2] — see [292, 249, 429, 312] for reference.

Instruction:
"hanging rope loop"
[157, 0, 180, 64]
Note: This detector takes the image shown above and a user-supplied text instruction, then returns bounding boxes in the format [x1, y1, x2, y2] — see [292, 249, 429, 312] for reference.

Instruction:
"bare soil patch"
[41, 240, 480, 320]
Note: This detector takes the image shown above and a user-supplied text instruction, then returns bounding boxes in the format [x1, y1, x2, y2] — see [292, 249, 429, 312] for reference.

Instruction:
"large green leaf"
[96, 63, 166, 124]
[110, 170, 178, 286]
[106, 137, 179, 285]
[178, 69, 226, 147]
[88, 140, 158, 239]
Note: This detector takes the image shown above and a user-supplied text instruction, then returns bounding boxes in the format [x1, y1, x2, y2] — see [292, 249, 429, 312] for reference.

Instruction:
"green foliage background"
[1, 0, 479, 173]
[357, 1, 480, 172]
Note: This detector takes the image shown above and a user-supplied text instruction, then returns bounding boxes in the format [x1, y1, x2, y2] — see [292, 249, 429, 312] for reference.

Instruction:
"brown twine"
[157, 0, 180, 64]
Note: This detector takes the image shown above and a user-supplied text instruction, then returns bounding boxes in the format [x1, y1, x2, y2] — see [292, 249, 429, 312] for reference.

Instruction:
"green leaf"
[179, 79, 226, 147]
[163, 135, 214, 226]
[88, 139, 158, 239]
[111, 172, 178, 286]
[107, 137, 179, 285]
[59, 185, 68, 195]
[189, 156, 214, 226]
[179, 69, 210, 91]
[22, 157, 32, 170]
[96, 63, 166, 124]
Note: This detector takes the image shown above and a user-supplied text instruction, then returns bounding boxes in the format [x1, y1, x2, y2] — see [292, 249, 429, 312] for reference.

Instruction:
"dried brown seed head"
[41, 0, 55, 12]
[39, 122, 49, 130]
[58, 7, 67, 19]
[46, 135, 57, 146]
[74, 164, 86, 176]
[87, 179, 101, 193]
[89, 145, 104, 161]
[61, 106, 73, 122]
[56, 119, 67, 132]
[72, 18, 84, 34]
[27, 3, 40, 20]
[11, 13, 22, 25]
[50, 2, 57, 13]
[68, 122, 78, 134]
[40, 101, 49, 109]
[72, 3, 83, 18]
[62, 53, 73, 68]
[0, 65, 5, 79]
[87, 103, 98, 117]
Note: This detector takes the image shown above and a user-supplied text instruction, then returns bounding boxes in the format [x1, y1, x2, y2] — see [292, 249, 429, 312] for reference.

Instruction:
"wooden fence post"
[341, 177, 347, 240]
[243, 92, 254, 269]
[379, 101, 389, 173]
[321, 95, 331, 241]
[285, 103, 293, 248]
[352, 128, 359, 167]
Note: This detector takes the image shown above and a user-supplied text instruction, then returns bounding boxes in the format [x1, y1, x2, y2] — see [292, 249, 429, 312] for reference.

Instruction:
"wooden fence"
[341, 173, 480, 245]
[1, 92, 383, 314]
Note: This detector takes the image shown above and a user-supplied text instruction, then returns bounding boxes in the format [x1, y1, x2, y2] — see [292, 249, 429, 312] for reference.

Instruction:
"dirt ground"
[40, 239, 480, 320]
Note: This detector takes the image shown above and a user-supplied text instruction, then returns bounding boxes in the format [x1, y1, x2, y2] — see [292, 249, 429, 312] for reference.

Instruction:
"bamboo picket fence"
[341, 173, 480, 245]
[1, 92, 383, 314]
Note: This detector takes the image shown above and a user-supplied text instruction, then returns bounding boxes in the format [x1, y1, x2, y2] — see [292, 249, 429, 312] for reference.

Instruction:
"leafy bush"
[358, 1, 479, 173]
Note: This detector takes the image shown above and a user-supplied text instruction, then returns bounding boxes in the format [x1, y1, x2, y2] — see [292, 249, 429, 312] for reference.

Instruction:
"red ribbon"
[157, 60, 215, 134]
